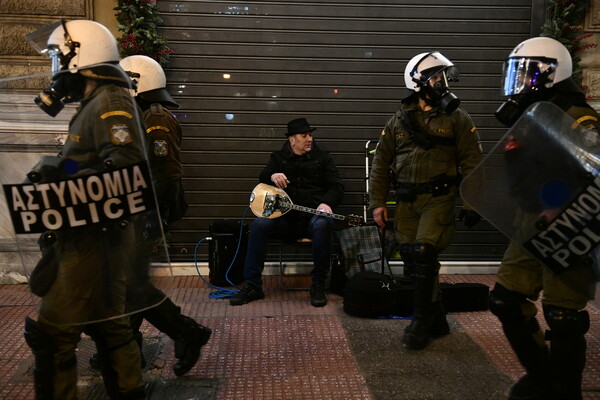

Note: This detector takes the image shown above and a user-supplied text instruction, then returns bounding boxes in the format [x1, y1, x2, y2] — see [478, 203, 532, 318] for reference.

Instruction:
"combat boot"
[23, 317, 56, 400]
[488, 284, 555, 400]
[544, 305, 589, 400]
[141, 298, 212, 376]
[508, 374, 557, 400]
[402, 242, 438, 350]
[173, 316, 212, 376]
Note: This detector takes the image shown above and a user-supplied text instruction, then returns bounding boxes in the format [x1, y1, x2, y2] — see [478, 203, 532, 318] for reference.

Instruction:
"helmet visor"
[426, 67, 459, 90]
[501, 57, 557, 96]
[26, 21, 69, 77]
[25, 21, 61, 55]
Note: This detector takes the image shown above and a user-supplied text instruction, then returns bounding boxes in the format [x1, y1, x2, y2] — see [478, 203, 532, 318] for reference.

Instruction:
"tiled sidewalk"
[1, 275, 599, 399]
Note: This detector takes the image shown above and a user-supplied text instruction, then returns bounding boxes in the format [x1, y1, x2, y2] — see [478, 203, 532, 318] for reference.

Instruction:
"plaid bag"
[336, 225, 387, 278]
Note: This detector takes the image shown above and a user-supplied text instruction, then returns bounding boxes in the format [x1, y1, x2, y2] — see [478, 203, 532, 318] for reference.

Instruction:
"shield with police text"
[0, 39, 176, 326]
[461, 101, 600, 276]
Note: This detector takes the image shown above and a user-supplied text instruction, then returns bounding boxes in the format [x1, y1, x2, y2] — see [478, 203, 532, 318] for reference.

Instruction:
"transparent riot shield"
[461, 101, 600, 275]
[0, 63, 174, 326]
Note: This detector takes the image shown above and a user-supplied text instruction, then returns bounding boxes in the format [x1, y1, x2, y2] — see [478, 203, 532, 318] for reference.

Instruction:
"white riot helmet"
[28, 20, 128, 117]
[403, 51, 460, 113]
[501, 36, 572, 96]
[44, 20, 121, 77]
[119, 55, 179, 109]
[495, 37, 573, 127]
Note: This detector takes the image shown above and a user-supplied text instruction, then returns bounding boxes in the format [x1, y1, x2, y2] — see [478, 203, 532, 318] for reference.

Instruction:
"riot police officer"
[369, 51, 483, 350]
[23, 20, 151, 399]
[490, 37, 600, 400]
[118, 54, 212, 377]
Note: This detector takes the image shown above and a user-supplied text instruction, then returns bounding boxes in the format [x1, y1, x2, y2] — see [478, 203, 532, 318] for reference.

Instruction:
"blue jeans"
[243, 215, 334, 287]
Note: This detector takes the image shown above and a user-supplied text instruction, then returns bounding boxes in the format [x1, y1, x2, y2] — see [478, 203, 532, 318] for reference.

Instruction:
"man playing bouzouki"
[230, 118, 345, 307]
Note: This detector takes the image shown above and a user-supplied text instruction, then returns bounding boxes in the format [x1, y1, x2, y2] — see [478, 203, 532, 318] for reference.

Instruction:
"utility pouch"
[395, 185, 417, 203]
[430, 174, 451, 197]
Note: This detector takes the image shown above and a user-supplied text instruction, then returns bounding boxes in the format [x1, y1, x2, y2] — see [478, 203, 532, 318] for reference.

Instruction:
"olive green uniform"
[488, 83, 600, 400]
[36, 84, 147, 399]
[369, 98, 482, 350]
[127, 103, 185, 313]
[143, 103, 186, 224]
[496, 101, 600, 311]
[369, 101, 482, 250]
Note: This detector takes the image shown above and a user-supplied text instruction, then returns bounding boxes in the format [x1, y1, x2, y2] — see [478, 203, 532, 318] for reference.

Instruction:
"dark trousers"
[243, 215, 333, 287]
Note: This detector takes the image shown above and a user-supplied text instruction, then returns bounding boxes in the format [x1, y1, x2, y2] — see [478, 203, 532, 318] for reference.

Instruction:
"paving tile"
[2, 275, 600, 399]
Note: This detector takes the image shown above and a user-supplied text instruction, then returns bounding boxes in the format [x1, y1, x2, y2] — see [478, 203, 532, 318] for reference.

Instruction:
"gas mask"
[34, 72, 86, 117]
[29, 21, 86, 117]
[418, 69, 460, 113]
[495, 97, 525, 127]
[495, 56, 558, 127]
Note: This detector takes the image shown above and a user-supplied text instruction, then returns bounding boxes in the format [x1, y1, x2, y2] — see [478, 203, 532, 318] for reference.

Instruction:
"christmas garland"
[114, 0, 173, 68]
[541, 0, 597, 87]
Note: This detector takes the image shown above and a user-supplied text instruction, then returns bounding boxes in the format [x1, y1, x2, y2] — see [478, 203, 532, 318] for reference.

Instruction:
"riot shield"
[461, 101, 600, 275]
[0, 60, 174, 325]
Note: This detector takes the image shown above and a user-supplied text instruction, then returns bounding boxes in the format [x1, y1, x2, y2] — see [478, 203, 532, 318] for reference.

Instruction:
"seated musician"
[230, 117, 345, 307]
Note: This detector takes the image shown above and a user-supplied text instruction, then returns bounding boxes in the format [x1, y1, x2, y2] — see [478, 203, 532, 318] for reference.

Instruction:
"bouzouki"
[249, 183, 363, 226]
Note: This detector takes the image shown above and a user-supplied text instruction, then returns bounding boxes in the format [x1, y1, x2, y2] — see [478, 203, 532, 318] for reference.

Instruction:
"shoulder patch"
[582, 124, 600, 147]
[110, 124, 132, 145]
[571, 115, 600, 147]
[153, 140, 169, 156]
[101, 110, 133, 119]
[381, 129, 386, 136]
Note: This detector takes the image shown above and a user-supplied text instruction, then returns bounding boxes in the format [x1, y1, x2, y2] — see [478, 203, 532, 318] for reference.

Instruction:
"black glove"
[458, 209, 481, 228]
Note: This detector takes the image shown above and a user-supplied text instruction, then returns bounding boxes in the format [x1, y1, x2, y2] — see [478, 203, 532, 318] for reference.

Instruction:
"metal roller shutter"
[157, 0, 544, 264]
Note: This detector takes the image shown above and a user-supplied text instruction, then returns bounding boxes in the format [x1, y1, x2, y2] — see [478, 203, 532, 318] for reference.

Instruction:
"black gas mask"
[418, 67, 460, 113]
[34, 72, 86, 117]
[33, 20, 84, 117]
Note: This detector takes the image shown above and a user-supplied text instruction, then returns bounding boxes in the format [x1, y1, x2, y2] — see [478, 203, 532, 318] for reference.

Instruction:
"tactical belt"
[395, 174, 459, 202]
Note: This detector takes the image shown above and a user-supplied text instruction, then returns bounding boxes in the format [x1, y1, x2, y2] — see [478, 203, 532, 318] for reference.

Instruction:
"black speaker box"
[208, 219, 248, 286]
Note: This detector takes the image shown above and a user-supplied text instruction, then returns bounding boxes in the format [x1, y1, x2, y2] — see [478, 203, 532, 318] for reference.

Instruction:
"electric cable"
[193, 206, 251, 299]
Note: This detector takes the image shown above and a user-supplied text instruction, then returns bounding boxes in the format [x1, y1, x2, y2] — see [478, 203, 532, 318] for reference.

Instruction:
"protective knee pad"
[412, 242, 437, 265]
[488, 284, 531, 324]
[412, 242, 438, 279]
[543, 304, 590, 338]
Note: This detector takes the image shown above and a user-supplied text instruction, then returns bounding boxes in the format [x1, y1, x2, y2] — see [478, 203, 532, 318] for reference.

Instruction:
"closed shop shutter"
[158, 0, 544, 263]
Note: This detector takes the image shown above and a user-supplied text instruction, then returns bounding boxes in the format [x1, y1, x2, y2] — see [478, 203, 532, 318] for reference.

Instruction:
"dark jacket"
[259, 141, 344, 212]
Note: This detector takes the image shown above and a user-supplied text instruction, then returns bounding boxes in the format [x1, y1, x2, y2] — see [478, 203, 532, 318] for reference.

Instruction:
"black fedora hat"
[285, 118, 316, 137]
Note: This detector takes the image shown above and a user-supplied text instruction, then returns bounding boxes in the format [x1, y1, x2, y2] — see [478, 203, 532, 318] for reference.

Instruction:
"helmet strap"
[59, 20, 80, 70]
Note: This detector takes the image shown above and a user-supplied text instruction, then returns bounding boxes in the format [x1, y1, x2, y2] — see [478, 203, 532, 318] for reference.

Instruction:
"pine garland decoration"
[114, 0, 173, 68]
[540, 0, 596, 87]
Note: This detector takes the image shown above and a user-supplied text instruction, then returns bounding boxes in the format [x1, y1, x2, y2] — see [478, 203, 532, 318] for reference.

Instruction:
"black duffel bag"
[343, 269, 401, 318]
[342, 225, 401, 318]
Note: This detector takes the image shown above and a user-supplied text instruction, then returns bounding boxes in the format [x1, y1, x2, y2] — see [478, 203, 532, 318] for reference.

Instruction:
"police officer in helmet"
[369, 51, 483, 350]
[490, 36, 600, 400]
[23, 20, 150, 399]
[116, 54, 212, 377]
